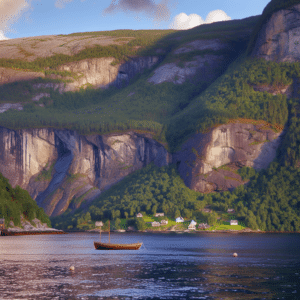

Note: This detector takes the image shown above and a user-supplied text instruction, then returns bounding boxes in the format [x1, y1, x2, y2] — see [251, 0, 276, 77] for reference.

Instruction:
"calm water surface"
[0, 232, 300, 299]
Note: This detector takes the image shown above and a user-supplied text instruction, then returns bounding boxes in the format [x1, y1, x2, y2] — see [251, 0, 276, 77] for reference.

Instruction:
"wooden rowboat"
[94, 220, 142, 250]
[94, 241, 142, 250]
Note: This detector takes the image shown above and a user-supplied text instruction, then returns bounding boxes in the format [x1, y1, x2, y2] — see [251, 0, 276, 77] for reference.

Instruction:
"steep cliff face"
[252, 3, 300, 62]
[0, 56, 160, 113]
[0, 122, 283, 214]
[174, 122, 283, 193]
[0, 127, 171, 216]
[56, 56, 159, 91]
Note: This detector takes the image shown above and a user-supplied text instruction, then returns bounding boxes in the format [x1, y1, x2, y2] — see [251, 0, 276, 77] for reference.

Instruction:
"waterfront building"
[188, 220, 197, 230]
[155, 213, 164, 217]
[230, 220, 238, 225]
[176, 217, 184, 223]
[151, 221, 161, 227]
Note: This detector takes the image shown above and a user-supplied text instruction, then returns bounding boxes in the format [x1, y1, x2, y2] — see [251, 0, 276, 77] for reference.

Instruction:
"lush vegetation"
[1, 56, 297, 152]
[0, 16, 258, 148]
[2, 0, 300, 232]
[51, 93, 300, 232]
[51, 140, 300, 232]
[0, 172, 51, 227]
[51, 163, 206, 230]
[167, 57, 294, 150]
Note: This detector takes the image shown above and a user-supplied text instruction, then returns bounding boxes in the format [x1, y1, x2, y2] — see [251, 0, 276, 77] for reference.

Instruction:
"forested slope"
[0, 172, 51, 227]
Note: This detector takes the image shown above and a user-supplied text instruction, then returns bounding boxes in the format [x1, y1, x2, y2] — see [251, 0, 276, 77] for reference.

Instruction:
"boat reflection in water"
[94, 221, 142, 250]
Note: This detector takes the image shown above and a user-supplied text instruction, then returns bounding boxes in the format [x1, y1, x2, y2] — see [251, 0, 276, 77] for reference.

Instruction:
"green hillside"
[52, 97, 300, 232]
[0, 172, 51, 228]
[2, 0, 300, 232]
[52, 119, 300, 232]
[0, 16, 259, 152]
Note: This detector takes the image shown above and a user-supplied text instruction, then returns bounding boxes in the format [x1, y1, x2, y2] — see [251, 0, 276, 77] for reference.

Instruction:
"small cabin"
[176, 217, 184, 223]
[188, 220, 197, 230]
[151, 221, 161, 227]
[230, 220, 238, 226]
[188, 224, 196, 230]
[136, 213, 143, 218]
[95, 221, 103, 227]
[0, 218, 5, 230]
[227, 208, 235, 213]
[155, 213, 164, 217]
[160, 220, 168, 225]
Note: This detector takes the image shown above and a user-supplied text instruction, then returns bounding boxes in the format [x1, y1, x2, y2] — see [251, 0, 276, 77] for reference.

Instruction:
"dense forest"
[52, 108, 300, 233]
[0, 172, 51, 227]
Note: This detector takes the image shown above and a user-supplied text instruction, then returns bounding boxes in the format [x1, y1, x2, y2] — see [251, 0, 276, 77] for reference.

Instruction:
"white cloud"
[170, 10, 231, 30]
[0, 0, 31, 34]
[169, 13, 204, 30]
[205, 10, 231, 24]
[0, 30, 10, 40]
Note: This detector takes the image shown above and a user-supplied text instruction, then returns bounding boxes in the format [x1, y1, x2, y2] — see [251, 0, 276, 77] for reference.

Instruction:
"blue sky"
[0, 0, 271, 40]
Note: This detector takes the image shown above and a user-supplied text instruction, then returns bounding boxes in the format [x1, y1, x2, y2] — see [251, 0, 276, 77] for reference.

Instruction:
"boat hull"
[94, 241, 142, 250]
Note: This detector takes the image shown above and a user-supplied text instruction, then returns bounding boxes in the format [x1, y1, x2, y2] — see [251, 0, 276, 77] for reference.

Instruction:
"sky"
[0, 0, 271, 40]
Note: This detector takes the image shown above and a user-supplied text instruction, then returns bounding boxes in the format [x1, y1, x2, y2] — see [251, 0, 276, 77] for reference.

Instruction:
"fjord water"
[0, 233, 299, 300]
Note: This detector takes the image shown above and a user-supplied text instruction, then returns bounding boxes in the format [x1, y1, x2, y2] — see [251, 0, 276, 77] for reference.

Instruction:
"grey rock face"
[0, 124, 284, 212]
[57, 56, 159, 91]
[252, 4, 300, 62]
[174, 39, 230, 54]
[148, 55, 227, 85]
[174, 123, 283, 193]
[0, 127, 171, 216]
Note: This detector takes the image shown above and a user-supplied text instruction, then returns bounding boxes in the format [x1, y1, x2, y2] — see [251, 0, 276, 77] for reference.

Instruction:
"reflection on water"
[0, 232, 299, 299]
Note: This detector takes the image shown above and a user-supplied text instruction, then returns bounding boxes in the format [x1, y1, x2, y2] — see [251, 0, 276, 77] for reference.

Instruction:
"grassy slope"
[0, 16, 259, 151]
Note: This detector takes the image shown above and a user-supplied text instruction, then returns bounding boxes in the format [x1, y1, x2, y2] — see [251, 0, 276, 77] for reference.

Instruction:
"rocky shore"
[3, 216, 63, 234]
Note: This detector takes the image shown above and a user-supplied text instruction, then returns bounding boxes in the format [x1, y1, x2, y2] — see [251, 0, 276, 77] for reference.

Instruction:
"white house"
[151, 221, 161, 227]
[95, 221, 103, 227]
[176, 217, 184, 223]
[188, 220, 197, 230]
[160, 220, 168, 225]
[136, 213, 143, 218]
[230, 220, 238, 225]
[227, 208, 235, 213]
[155, 213, 164, 217]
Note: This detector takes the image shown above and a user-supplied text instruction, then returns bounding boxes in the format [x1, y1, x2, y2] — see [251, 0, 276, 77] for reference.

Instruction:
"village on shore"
[90, 209, 260, 234]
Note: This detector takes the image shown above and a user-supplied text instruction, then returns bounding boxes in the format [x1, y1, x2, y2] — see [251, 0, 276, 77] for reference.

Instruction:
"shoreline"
[86, 228, 300, 234]
[0, 229, 66, 236]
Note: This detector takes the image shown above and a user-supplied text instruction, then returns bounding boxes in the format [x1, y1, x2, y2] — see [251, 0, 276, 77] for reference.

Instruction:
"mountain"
[1, 0, 300, 231]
